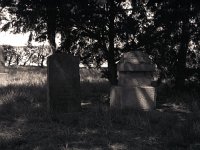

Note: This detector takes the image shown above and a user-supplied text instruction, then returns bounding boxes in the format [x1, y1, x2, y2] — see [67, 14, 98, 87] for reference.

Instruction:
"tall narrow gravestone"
[47, 54, 81, 113]
[110, 51, 156, 110]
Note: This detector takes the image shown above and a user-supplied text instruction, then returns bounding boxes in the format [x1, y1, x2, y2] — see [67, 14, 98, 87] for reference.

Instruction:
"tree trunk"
[40, 55, 45, 68]
[61, 29, 71, 54]
[58, 1, 71, 54]
[175, 16, 190, 89]
[37, 54, 40, 66]
[16, 55, 19, 65]
[46, 1, 57, 54]
[23, 53, 34, 66]
[8, 55, 12, 66]
[108, 0, 118, 85]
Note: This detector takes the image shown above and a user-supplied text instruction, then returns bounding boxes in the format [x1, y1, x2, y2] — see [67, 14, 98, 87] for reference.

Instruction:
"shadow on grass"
[0, 81, 200, 149]
[81, 80, 110, 104]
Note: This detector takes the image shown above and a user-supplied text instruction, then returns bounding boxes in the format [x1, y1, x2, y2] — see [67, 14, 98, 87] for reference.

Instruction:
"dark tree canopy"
[138, 0, 200, 88]
[1, 0, 200, 87]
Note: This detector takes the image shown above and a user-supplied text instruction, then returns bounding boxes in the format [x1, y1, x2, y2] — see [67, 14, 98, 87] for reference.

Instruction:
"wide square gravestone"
[110, 51, 156, 110]
[47, 53, 81, 113]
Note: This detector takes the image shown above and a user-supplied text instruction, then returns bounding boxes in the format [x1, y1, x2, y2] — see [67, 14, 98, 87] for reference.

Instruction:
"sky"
[0, 9, 31, 46]
[0, 31, 50, 46]
[0, 0, 132, 47]
[0, 31, 30, 46]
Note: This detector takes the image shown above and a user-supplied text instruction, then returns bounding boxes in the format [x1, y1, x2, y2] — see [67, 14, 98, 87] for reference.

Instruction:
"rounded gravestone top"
[118, 51, 155, 72]
[122, 51, 151, 64]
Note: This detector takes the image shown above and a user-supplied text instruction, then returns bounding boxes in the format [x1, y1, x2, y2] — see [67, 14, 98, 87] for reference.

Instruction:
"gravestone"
[47, 53, 81, 113]
[110, 51, 156, 110]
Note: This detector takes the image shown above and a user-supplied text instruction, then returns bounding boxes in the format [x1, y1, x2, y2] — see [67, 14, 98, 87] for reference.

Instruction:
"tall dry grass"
[0, 66, 200, 150]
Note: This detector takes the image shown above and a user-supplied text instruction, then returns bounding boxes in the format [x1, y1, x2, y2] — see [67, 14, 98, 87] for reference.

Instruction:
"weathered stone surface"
[47, 54, 81, 113]
[110, 51, 157, 111]
[122, 51, 151, 64]
[118, 72, 153, 86]
[110, 86, 156, 110]
[118, 63, 155, 72]
[118, 51, 155, 71]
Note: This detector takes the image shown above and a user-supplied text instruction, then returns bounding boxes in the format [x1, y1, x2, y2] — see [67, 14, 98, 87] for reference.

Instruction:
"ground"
[0, 66, 200, 150]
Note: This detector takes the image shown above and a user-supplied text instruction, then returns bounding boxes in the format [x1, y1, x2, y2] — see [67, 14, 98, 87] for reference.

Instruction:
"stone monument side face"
[110, 86, 156, 110]
[0, 46, 5, 72]
[118, 72, 153, 86]
[47, 54, 81, 113]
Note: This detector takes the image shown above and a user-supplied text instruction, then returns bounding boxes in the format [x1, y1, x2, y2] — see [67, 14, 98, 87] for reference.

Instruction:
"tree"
[0, 0, 148, 85]
[138, 0, 200, 88]
[0, 0, 80, 53]
[71, 0, 146, 85]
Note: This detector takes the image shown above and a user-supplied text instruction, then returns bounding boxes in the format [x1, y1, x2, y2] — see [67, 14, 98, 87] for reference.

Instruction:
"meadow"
[0, 66, 200, 150]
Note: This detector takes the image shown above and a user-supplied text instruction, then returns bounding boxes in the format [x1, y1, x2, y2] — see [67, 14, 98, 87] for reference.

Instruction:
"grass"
[0, 66, 200, 150]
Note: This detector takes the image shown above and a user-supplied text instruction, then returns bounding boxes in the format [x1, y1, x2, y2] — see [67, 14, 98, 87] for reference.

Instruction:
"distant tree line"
[0, 0, 200, 88]
[2, 45, 50, 67]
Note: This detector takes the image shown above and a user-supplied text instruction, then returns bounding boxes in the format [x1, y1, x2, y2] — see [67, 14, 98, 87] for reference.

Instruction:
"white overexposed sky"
[0, 31, 50, 46]
[0, 31, 30, 46]
[0, 0, 132, 47]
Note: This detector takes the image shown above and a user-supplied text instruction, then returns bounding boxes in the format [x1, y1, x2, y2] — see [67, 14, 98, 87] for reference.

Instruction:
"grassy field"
[0, 66, 200, 150]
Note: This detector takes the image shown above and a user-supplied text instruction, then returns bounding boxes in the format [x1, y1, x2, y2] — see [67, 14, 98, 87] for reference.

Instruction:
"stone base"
[47, 54, 81, 113]
[110, 86, 156, 110]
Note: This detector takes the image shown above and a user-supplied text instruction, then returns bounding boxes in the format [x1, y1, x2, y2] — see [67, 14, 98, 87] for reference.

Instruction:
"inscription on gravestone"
[47, 54, 81, 113]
